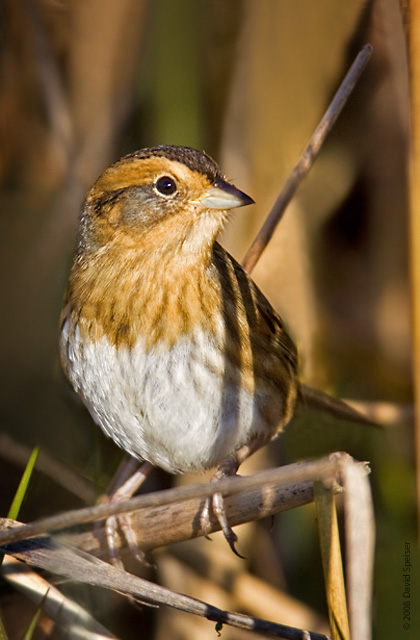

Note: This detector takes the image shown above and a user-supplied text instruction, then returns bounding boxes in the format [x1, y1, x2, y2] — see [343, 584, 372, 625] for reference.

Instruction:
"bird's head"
[78, 145, 254, 258]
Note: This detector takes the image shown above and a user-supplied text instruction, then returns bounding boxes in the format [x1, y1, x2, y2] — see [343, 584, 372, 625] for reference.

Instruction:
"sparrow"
[59, 145, 368, 558]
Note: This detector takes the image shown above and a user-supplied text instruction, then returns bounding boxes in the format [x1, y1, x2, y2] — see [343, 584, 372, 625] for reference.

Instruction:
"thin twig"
[0, 454, 350, 547]
[241, 43, 372, 274]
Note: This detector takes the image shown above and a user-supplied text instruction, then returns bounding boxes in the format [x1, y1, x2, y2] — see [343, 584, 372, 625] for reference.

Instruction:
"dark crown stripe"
[120, 145, 222, 184]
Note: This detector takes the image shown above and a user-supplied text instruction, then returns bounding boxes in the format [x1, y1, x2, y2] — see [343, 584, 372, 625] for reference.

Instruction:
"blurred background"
[0, 0, 418, 638]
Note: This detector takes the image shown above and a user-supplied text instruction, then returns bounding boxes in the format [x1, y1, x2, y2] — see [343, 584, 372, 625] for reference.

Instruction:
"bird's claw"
[200, 463, 245, 558]
[212, 491, 245, 559]
[199, 498, 213, 540]
[105, 512, 151, 568]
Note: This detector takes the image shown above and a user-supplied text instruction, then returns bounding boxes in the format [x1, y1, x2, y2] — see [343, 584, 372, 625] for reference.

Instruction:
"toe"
[105, 515, 125, 569]
[199, 497, 213, 540]
[212, 492, 245, 559]
[119, 513, 153, 566]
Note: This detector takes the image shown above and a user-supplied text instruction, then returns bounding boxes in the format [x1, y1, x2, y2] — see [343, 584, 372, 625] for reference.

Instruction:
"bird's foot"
[99, 459, 154, 568]
[105, 512, 150, 569]
[200, 458, 245, 558]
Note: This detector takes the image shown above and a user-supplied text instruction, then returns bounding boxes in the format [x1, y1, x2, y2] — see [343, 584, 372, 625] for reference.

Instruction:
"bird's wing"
[211, 242, 298, 375]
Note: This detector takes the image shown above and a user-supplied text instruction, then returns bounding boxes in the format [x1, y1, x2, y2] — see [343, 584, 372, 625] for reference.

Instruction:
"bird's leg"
[99, 457, 154, 568]
[102, 454, 140, 497]
[200, 434, 269, 557]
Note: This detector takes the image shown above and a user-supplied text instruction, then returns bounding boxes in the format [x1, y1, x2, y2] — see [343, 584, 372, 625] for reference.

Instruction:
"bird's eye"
[155, 176, 177, 196]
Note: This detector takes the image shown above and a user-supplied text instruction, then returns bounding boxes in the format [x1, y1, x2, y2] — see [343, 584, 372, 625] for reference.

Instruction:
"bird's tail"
[298, 383, 378, 426]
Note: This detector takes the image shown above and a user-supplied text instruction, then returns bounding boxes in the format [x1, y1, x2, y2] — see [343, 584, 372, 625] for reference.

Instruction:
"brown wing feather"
[212, 242, 297, 371]
[211, 243, 299, 431]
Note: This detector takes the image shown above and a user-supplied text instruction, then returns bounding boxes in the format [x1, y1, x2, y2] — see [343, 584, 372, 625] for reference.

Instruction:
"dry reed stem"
[342, 461, 375, 640]
[408, 0, 420, 535]
[0, 454, 371, 639]
[1, 519, 329, 640]
[0, 455, 348, 548]
[314, 483, 350, 640]
[71, 475, 316, 556]
[0, 450, 373, 639]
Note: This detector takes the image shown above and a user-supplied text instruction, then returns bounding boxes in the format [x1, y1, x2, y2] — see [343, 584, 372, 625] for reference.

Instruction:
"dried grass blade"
[1, 521, 329, 640]
[314, 482, 350, 640]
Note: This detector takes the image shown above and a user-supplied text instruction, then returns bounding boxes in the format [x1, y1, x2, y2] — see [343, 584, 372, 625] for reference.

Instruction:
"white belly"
[60, 321, 268, 473]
